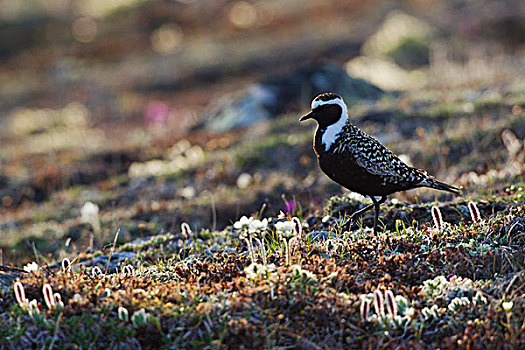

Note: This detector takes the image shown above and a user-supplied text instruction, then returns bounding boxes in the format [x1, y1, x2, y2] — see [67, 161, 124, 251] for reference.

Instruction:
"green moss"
[63, 313, 138, 347]
[234, 134, 291, 168]
[385, 37, 430, 68]
[0, 308, 27, 343]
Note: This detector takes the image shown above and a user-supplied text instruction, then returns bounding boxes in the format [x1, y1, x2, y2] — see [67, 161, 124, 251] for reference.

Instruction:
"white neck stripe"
[315, 99, 348, 151]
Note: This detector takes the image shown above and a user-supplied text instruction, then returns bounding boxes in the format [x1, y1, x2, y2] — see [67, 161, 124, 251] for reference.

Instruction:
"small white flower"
[421, 304, 440, 320]
[393, 295, 413, 317]
[275, 220, 295, 237]
[131, 308, 150, 327]
[473, 291, 487, 305]
[244, 263, 277, 281]
[249, 218, 268, 233]
[81, 201, 101, 233]
[502, 301, 513, 312]
[81, 201, 99, 223]
[28, 299, 40, 316]
[391, 315, 411, 328]
[236, 173, 252, 189]
[404, 307, 415, 317]
[244, 263, 259, 280]
[23, 262, 39, 273]
[72, 294, 84, 302]
[233, 216, 254, 230]
[422, 276, 449, 300]
[292, 265, 317, 281]
[448, 297, 470, 312]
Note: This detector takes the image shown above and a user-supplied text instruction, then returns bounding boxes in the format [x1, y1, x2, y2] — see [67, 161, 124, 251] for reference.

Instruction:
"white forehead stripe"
[311, 98, 342, 110]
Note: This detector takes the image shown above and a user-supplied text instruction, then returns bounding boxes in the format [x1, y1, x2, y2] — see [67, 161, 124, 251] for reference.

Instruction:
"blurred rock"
[83, 251, 136, 272]
[202, 62, 386, 132]
[204, 86, 272, 132]
[346, 56, 427, 90]
[0, 174, 8, 189]
[0, 269, 22, 290]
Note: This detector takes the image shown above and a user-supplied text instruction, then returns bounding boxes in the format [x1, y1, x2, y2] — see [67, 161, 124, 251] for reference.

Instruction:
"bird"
[300, 92, 460, 233]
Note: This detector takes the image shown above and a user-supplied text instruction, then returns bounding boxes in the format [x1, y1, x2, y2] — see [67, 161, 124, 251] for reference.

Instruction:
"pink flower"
[284, 200, 295, 214]
[144, 101, 170, 125]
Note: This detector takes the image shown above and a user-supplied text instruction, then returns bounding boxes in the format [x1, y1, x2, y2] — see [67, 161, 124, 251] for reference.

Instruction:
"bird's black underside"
[318, 154, 420, 196]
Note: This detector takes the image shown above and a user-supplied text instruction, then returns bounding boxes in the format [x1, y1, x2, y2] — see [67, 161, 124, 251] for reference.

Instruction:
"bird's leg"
[370, 196, 387, 234]
[348, 203, 375, 221]
[346, 196, 387, 229]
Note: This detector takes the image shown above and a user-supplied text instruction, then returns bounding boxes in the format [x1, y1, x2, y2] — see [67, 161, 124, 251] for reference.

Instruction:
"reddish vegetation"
[1, 199, 523, 348]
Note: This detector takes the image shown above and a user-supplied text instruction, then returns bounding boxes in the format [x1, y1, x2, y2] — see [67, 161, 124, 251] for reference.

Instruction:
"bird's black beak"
[300, 111, 315, 122]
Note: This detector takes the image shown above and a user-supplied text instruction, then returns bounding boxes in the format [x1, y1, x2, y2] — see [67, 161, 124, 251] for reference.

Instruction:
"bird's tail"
[420, 177, 461, 195]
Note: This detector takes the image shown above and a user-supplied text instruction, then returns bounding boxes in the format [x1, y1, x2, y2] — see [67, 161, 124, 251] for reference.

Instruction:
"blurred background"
[0, 0, 524, 264]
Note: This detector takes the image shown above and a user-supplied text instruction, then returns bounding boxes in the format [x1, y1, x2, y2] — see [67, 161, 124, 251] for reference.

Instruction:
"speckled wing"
[348, 128, 425, 185]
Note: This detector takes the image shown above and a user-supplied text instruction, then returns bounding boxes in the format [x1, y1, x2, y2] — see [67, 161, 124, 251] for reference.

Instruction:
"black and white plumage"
[300, 92, 460, 233]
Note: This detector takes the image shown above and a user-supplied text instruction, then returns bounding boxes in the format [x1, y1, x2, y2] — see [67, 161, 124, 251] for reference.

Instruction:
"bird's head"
[299, 93, 349, 129]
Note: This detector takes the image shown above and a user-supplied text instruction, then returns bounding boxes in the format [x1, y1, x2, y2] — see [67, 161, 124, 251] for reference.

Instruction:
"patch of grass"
[1, 187, 523, 348]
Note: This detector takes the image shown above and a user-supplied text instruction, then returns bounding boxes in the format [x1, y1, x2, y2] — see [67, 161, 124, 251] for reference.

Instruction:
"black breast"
[318, 153, 389, 196]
